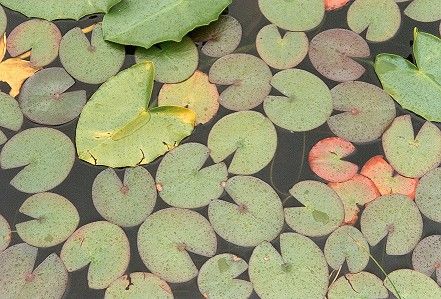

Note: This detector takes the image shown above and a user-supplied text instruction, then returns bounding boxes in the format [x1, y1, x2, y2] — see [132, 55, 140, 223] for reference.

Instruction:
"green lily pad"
[156, 143, 227, 209]
[207, 111, 277, 175]
[92, 166, 157, 227]
[328, 272, 388, 299]
[412, 235, 441, 285]
[0, 91, 23, 145]
[16, 192, 80, 248]
[327, 81, 396, 143]
[0, 5, 5, 36]
[309, 28, 370, 82]
[198, 254, 253, 299]
[415, 168, 441, 222]
[59, 23, 125, 84]
[6, 19, 61, 67]
[208, 53, 272, 111]
[0, 127, 75, 193]
[138, 208, 217, 283]
[285, 180, 345, 237]
[61, 221, 130, 289]
[360, 194, 423, 255]
[208, 176, 284, 247]
[102, 0, 232, 49]
[385, 269, 441, 298]
[76, 62, 196, 168]
[18, 67, 87, 125]
[256, 24, 309, 70]
[382, 115, 441, 178]
[263, 68, 332, 132]
[404, 0, 441, 22]
[0, 214, 10, 252]
[105, 272, 173, 299]
[135, 36, 198, 84]
[249, 233, 329, 299]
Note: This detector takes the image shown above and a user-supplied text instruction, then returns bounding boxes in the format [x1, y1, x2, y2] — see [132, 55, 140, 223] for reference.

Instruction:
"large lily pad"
[412, 235, 441, 285]
[404, 0, 441, 22]
[0, 214, 10, 251]
[415, 168, 441, 222]
[328, 272, 388, 299]
[385, 269, 441, 298]
[0, 91, 23, 145]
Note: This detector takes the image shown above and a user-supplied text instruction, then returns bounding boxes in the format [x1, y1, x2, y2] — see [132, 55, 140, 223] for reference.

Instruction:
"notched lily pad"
[415, 168, 441, 222]
[412, 235, 441, 285]
[328, 272, 388, 299]
[404, 0, 441, 22]
[0, 91, 23, 145]
[385, 269, 441, 298]
[0, 214, 10, 252]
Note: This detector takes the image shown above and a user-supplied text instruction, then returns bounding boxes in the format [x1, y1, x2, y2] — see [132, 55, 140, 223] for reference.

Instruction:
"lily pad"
[156, 143, 227, 209]
[360, 194, 423, 255]
[404, 0, 441, 22]
[412, 235, 441, 285]
[0, 5, 5, 36]
[59, 23, 125, 84]
[197, 254, 253, 299]
[208, 53, 272, 111]
[18, 67, 87, 125]
[256, 24, 309, 70]
[61, 221, 130, 289]
[328, 272, 388, 299]
[249, 233, 329, 299]
[0, 214, 10, 252]
[208, 176, 284, 247]
[325, 0, 351, 11]
[285, 180, 345, 237]
[92, 167, 157, 227]
[138, 208, 217, 283]
[385, 269, 441, 298]
[0, 91, 23, 145]
[207, 111, 277, 175]
[415, 168, 441, 222]
[0, 127, 75, 193]
[327, 81, 396, 143]
[263, 68, 332, 132]
[382, 115, 441, 178]
[309, 28, 370, 82]
[76, 62, 196, 168]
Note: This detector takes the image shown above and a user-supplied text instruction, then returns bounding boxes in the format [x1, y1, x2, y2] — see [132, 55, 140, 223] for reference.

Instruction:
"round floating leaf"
[208, 53, 272, 111]
[263, 68, 332, 132]
[256, 24, 309, 70]
[328, 272, 388, 299]
[208, 176, 284, 247]
[412, 235, 441, 285]
[249, 232, 329, 299]
[61, 221, 130, 289]
[207, 111, 277, 175]
[404, 0, 441, 22]
[360, 194, 423, 255]
[327, 81, 396, 143]
[135, 36, 198, 84]
[285, 180, 345, 237]
[59, 23, 125, 84]
[137, 208, 217, 283]
[385, 269, 441, 298]
[105, 272, 173, 299]
[158, 70, 219, 124]
[0, 91, 23, 145]
[309, 28, 370, 82]
[325, 0, 351, 11]
[415, 168, 441, 222]
[0, 6, 5, 36]
[198, 254, 253, 299]
[0, 214, 10, 252]
[18, 67, 87, 125]
[0, 127, 75, 193]
[7, 19, 61, 67]
[92, 167, 157, 227]
[156, 143, 227, 209]
[382, 115, 441, 178]
[308, 137, 359, 183]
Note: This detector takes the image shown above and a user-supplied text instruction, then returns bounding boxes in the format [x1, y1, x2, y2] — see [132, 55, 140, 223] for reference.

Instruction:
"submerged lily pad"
[404, 0, 441, 22]
[385, 269, 441, 298]
[92, 167, 157, 227]
[0, 127, 75, 193]
[412, 235, 441, 285]
[0, 214, 10, 251]
[415, 168, 441, 222]
[0, 91, 23, 145]
[328, 272, 388, 299]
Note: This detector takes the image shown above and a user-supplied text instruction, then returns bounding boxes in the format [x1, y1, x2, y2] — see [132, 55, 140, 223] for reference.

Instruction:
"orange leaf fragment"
[325, 0, 351, 11]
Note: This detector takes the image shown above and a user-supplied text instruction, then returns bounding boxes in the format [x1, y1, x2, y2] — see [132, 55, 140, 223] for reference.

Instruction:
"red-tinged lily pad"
[327, 272, 388, 299]
[92, 167, 157, 227]
[156, 143, 227, 209]
[0, 214, 10, 252]
[61, 221, 130, 289]
[0, 127, 75, 193]
[309, 28, 370, 82]
[360, 194, 423, 255]
[0, 91, 23, 145]
[385, 269, 441, 298]
[404, 0, 441, 22]
[412, 235, 441, 285]
[308, 137, 359, 183]
[382, 115, 441, 178]
[415, 168, 441, 222]
[325, 0, 351, 11]
[137, 208, 217, 283]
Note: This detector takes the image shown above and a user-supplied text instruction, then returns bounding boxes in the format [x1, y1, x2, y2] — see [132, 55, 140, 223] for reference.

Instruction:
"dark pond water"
[1, 1, 441, 298]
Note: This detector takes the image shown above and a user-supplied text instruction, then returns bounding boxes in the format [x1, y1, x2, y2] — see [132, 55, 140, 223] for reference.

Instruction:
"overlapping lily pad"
[0, 214, 10, 252]
[328, 272, 388, 299]
[0, 91, 22, 145]
[404, 0, 441, 22]
[412, 235, 441, 285]
[385, 269, 441, 298]
[415, 168, 441, 222]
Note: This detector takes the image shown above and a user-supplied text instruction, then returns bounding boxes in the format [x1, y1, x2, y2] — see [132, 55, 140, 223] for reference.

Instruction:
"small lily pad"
[404, 0, 441, 22]
[415, 168, 441, 222]
[0, 214, 10, 252]
[0, 91, 23, 145]
[412, 235, 441, 285]
[325, 0, 351, 11]
[385, 269, 441, 298]
[328, 272, 388, 299]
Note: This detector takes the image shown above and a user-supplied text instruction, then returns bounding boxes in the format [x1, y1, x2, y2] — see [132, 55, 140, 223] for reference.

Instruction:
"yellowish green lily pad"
[404, 0, 441, 22]
[328, 272, 388, 299]
[0, 6, 5, 36]
[385, 269, 441, 298]
[0, 91, 23, 145]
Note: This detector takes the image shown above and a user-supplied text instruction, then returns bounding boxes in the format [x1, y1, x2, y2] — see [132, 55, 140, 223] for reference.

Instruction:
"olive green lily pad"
[0, 91, 23, 145]
[249, 233, 329, 299]
[135, 36, 198, 84]
[208, 176, 284, 247]
[415, 168, 441, 222]
[156, 143, 227, 209]
[207, 111, 277, 175]
[263, 68, 332, 132]
[0, 214, 10, 252]
[138, 208, 217, 283]
[360, 194, 423, 255]
[18, 67, 87, 125]
[404, 0, 441, 22]
[382, 115, 441, 178]
[197, 254, 253, 299]
[16, 192, 80, 248]
[61, 221, 130, 289]
[208, 53, 272, 111]
[0, 5, 5, 36]
[59, 23, 125, 84]
[412, 235, 441, 285]
[328, 272, 388, 299]
[92, 167, 157, 227]
[285, 180, 345, 237]
[256, 24, 309, 70]
[385, 269, 441, 298]
[0, 127, 75, 193]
